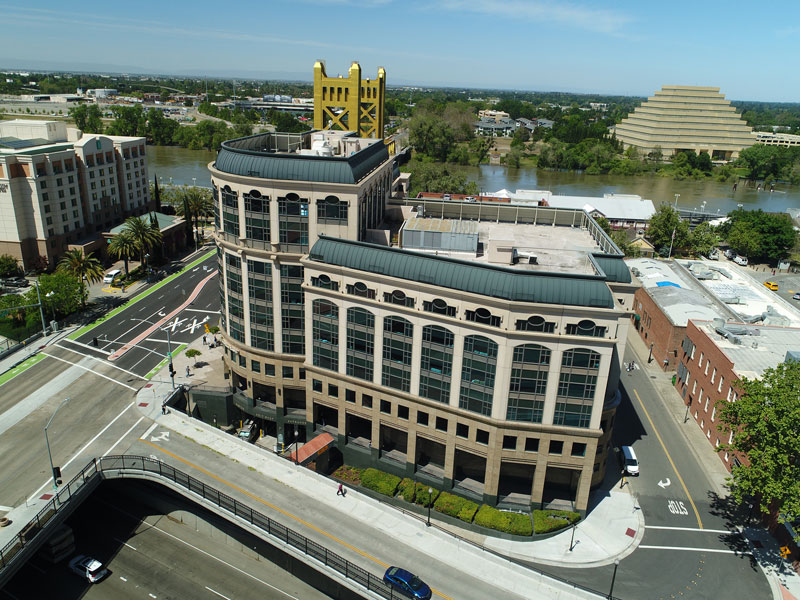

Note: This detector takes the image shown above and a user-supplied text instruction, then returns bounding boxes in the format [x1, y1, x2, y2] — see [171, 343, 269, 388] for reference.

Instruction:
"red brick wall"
[674, 320, 748, 472]
[633, 287, 684, 371]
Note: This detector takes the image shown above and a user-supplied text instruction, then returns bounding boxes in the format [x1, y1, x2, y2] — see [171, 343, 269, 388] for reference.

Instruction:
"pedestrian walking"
[337, 483, 344, 496]
[186, 365, 191, 377]
[202, 335, 207, 345]
[213, 335, 218, 345]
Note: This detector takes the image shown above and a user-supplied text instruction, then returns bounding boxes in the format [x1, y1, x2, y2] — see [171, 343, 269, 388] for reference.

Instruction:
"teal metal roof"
[214, 133, 389, 184]
[309, 237, 615, 308]
[108, 212, 180, 235]
[592, 256, 632, 283]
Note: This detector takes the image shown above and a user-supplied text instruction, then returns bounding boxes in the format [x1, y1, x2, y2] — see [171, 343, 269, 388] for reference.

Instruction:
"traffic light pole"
[45, 397, 71, 489]
[166, 325, 175, 390]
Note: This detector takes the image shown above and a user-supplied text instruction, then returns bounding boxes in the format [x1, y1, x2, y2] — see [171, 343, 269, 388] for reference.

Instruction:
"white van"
[103, 269, 121, 284]
[620, 446, 639, 476]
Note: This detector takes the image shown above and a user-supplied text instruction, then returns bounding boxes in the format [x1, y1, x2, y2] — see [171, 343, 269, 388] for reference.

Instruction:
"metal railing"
[1, 456, 400, 599]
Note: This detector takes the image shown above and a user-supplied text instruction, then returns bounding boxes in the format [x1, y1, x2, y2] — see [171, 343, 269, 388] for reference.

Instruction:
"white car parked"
[68, 555, 108, 583]
[733, 255, 749, 266]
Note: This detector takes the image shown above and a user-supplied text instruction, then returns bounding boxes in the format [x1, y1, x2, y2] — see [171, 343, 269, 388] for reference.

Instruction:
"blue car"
[383, 566, 432, 600]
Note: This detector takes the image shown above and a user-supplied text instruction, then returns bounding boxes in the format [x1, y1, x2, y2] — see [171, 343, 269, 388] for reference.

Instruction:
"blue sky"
[4, 1, 800, 102]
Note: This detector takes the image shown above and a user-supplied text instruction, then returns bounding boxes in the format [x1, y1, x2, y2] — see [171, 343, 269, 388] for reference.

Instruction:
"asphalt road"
[529, 361, 770, 599]
[0, 254, 219, 508]
[1, 484, 330, 600]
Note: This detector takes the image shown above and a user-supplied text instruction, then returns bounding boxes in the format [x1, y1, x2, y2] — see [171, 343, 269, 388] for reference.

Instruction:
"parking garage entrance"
[498, 462, 534, 508]
[453, 449, 486, 499]
[541, 466, 579, 511]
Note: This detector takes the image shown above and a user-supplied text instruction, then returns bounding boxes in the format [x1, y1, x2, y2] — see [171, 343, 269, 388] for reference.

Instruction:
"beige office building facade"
[212, 131, 635, 513]
[613, 85, 754, 161]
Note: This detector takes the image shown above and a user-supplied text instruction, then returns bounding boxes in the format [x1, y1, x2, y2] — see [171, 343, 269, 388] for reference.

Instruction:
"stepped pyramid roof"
[613, 85, 754, 160]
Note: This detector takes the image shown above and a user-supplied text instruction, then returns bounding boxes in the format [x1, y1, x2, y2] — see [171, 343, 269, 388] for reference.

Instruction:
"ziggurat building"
[210, 129, 635, 513]
[613, 85, 754, 160]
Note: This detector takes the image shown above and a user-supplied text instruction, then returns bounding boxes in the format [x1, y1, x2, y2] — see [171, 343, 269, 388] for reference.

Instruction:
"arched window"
[466, 307, 501, 327]
[423, 298, 456, 317]
[278, 193, 309, 252]
[507, 344, 551, 423]
[515, 315, 556, 333]
[312, 299, 338, 371]
[554, 348, 601, 428]
[221, 186, 239, 236]
[419, 325, 455, 403]
[317, 195, 348, 223]
[565, 319, 607, 337]
[382, 316, 413, 392]
[384, 289, 414, 308]
[347, 308, 374, 381]
[459, 335, 498, 416]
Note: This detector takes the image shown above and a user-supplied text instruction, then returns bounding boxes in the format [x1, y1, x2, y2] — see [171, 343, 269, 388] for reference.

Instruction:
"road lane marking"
[43, 353, 137, 390]
[120, 576, 128, 582]
[140, 440, 455, 600]
[205, 587, 232, 599]
[60, 338, 111, 355]
[103, 416, 145, 457]
[141, 423, 158, 439]
[0, 353, 48, 388]
[632, 388, 703, 529]
[27, 401, 137, 502]
[646, 525, 732, 534]
[185, 308, 220, 314]
[53, 344, 147, 380]
[639, 545, 751, 555]
[105, 501, 299, 600]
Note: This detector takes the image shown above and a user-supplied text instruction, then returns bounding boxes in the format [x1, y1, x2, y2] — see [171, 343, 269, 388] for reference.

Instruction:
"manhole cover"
[650, 376, 657, 379]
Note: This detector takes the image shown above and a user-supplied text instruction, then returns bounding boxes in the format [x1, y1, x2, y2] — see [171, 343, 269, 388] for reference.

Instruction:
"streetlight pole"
[132, 317, 175, 389]
[647, 343, 654, 364]
[33, 280, 48, 338]
[45, 397, 70, 490]
[427, 487, 433, 527]
[293, 426, 299, 465]
[569, 522, 577, 551]
[608, 559, 620, 599]
[45, 290, 56, 322]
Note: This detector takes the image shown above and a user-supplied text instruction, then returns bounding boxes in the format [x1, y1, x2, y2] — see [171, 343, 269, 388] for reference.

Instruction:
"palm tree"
[57, 249, 104, 307]
[107, 230, 137, 276]
[122, 216, 162, 265]
[176, 186, 213, 246]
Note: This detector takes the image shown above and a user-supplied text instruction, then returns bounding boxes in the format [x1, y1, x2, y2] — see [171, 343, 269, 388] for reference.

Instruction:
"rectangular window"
[328, 384, 338, 398]
[549, 440, 564, 455]
[362, 394, 373, 408]
[251, 360, 261, 373]
[238, 355, 247, 368]
[502, 435, 517, 450]
[312, 379, 323, 393]
[711, 406, 716, 422]
[345, 389, 356, 403]
[417, 411, 429, 426]
[397, 405, 409, 420]
[456, 423, 469, 438]
[435, 416, 448, 432]
[525, 438, 539, 452]
[704, 361, 710, 376]
[282, 366, 293, 379]
[571, 442, 587, 457]
[476, 429, 489, 445]
[711, 368, 716, 383]
[380, 399, 391, 414]
[718, 376, 724, 393]
[698, 352, 703, 367]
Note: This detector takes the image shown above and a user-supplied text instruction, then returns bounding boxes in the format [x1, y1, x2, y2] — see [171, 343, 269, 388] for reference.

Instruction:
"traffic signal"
[53, 466, 62, 486]
[92, 337, 98, 347]
[169, 362, 176, 376]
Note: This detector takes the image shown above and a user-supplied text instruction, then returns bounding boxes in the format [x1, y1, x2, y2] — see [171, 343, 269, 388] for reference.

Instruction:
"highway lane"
[2, 485, 332, 600]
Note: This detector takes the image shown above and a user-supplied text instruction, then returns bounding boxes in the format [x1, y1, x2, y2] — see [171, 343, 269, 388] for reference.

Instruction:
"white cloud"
[435, 0, 633, 35]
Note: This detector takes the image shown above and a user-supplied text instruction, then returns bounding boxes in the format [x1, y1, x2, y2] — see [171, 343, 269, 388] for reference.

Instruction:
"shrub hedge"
[397, 478, 417, 503]
[533, 509, 581, 534]
[413, 484, 440, 507]
[332, 465, 363, 485]
[360, 468, 401, 497]
[474, 505, 533, 536]
[434, 491, 479, 523]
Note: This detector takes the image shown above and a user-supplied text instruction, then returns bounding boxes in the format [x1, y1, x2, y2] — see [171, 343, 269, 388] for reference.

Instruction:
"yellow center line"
[139, 439, 453, 600]
[632, 389, 703, 529]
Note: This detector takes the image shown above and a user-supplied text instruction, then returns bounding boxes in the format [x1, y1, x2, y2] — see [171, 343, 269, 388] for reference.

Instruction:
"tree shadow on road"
[708, 490, 760, 570]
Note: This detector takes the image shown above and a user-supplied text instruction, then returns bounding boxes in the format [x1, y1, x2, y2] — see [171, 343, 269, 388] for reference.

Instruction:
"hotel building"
[211, 129, 635, 513]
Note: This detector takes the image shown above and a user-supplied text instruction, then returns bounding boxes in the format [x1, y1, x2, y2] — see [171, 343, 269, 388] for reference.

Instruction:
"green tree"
[122, 216, 163, 264]
[32, 271, 83, 318]
[721, 208, 797, 262]
[645, 204, 690, 255]
[408, 161, 479, 196]
[56, 249, 103, 307]
[174, 186, 213, 246]
[106, 104, 147, 137]
[145, 108, 179, 145]
[505, 146, 522, 168]
[0, 254, 21, 277]
[185, 348, 202, 366]
[107, 230, 138, 276]
[688, 222, 720, 257]
[595, 217, 613, 236]
[69, 104, 104, 133]
[720, 360, 800, 536]
[726, 220, 760, 259]
[409, 112, 455, 162]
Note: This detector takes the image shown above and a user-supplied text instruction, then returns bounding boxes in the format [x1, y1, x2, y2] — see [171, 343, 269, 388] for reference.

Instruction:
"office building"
[0, 120, 153, 269]
[212, 130, 635, 513]
[613, 85, 754, 161]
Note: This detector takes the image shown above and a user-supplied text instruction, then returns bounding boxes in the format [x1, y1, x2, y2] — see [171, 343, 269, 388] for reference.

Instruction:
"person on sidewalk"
[202, 335, 207, 345]
[185, 365, 191, 377]
[337, 483, 346, 496]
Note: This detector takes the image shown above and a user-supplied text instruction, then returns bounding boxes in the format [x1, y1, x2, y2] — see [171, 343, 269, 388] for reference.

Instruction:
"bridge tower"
[313, 61, 385, 139]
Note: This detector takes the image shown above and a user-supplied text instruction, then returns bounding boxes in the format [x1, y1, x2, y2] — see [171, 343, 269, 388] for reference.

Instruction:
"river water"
[147, 146, 800, 215]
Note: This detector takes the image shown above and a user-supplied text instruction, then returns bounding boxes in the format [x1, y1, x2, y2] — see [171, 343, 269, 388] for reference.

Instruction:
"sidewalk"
[625, 327, 800, 600]
[138, 333, 644, 577]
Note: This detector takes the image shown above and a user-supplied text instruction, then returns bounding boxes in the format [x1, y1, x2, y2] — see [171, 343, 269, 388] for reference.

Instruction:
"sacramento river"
[147, 146, 800, 216]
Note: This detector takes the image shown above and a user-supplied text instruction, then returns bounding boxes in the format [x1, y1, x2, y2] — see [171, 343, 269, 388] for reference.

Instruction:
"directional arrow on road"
[658, 478, 671, 489]
[150, 431, 170, 442]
